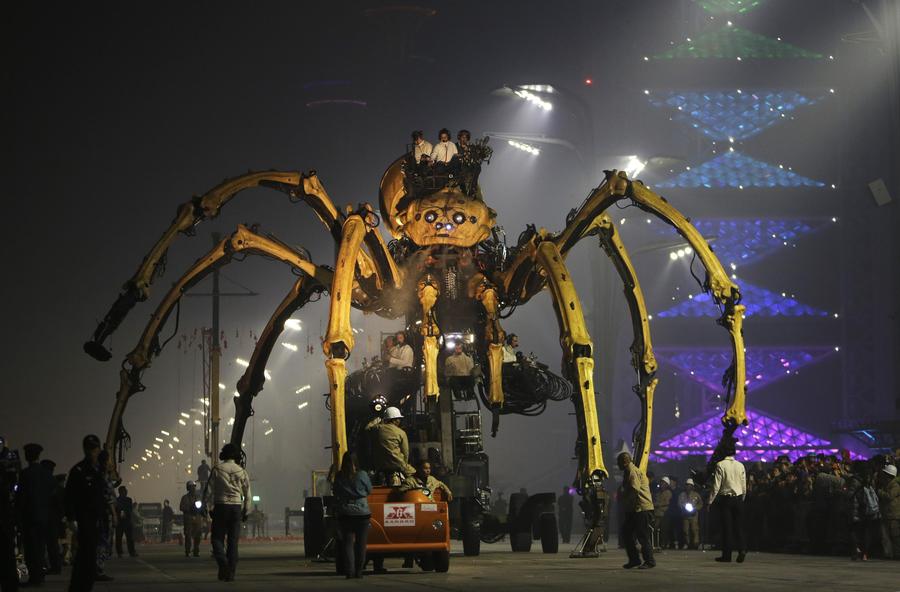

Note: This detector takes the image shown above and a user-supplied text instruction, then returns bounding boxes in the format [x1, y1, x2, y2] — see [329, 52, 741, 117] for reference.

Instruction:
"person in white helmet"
[678, 478, 704, 549]
[366, 407, 415, 485]
[876, 463, 899, 559]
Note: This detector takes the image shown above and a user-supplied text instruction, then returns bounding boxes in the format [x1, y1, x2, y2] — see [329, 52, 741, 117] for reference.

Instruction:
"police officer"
[65, 434, 107, 592]
[179, 482, 203, 557]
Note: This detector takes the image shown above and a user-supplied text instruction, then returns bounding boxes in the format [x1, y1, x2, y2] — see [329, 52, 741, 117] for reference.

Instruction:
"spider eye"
[424, 211, 437, 223]
[469, 216, 478, 224]
[452, 212, 466, 225]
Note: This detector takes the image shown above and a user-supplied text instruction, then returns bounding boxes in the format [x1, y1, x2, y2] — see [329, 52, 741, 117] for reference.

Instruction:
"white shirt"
[502, 345, 517, 364]
[413, 140, 433, 162]
[709, 456, 746, 505]
[445, 352, 474, 377]
[430, 140, 458, 163]
[388, 344, 414, 369]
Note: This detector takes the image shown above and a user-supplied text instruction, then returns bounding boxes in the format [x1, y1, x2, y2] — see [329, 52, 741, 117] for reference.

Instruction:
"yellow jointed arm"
[85, 171, 302, 361]
[569, 214, 658, 474]
[323, 216, 368, 473]
[104, 224, 332, 466]
[418, 275, 441, 398]
[473, 276, 507, 407]
[534, 241, 608, 484]
[557, 171, 746, 428]
[231, 276, 324, 448]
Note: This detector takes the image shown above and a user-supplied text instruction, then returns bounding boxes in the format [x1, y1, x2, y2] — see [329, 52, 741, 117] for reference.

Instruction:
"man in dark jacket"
[16, 443, 56, 585]
[115, 486, 138, 557]
[65, 435, 107, 592]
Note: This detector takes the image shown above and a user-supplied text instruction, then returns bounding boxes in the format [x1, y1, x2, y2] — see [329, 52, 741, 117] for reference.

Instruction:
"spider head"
[401, 187, 496, 247]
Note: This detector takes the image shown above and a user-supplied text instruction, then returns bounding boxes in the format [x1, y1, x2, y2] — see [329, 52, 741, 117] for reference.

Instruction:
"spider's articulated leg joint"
[418, 275, 441, 398]
[474, 276, 506, 408]
[534, 241, 608, 486]
[323, 215, 368, 474]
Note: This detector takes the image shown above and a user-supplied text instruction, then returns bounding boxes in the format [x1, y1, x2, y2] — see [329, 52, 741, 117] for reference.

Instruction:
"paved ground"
[31, 540, 900, 591]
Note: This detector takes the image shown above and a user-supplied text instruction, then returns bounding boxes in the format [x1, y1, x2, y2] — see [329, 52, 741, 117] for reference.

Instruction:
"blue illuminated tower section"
[640, 1, 842, 451]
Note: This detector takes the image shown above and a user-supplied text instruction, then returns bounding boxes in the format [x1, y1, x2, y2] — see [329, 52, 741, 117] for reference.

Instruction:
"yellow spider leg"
[590, 215, 658, 474]
[534, 241, 608, 484]
[556, 171, 746, 429]
[104, 224, 331, 472]
[418, 275, 441, 398]
[474, 277, 506, 406]
[231, 276, 324, 448]
[323, 215, 368, 474]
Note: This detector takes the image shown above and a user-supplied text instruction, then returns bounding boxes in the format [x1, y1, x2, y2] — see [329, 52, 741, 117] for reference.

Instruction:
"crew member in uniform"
[366, 407, 415, 485]
[179, 481, 203, 557]
[678, 478, 703, 549]
[65, 434, 106, 592]
[404, 461, 452, 501]
[618, 451, 656, 569]
[709, 441, 747, 563]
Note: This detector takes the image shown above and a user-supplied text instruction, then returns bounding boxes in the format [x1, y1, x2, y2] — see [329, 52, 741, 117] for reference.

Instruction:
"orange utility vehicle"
[308, 485, 451, 573]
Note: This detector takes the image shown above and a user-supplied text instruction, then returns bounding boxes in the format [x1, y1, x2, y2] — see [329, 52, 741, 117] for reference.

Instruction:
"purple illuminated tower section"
[651, 408, 862, 463]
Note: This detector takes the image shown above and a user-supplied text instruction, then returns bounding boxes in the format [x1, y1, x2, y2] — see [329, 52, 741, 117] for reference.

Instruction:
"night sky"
[8, 1, 898, 510]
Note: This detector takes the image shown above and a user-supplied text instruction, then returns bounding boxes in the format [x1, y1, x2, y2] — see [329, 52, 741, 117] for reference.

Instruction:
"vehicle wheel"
[539, 513, 559, 553]
[419, 553, 435, 572]
[461, 499, 481, 556]
[508, 492, 531, 552]
[434, 550, 450, 573]
[510, 530, 532, 552]
[303, 497, 325, 558]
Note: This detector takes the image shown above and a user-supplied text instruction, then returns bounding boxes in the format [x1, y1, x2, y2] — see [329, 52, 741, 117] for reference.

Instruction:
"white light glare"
[178, 419, 187, 426]
[227, 417, 235, 426]
[180, 412, 190, 418]
[295, 385, 311, 394]
[236, 358, 250, 367]
[507, 140, 540, 155]
[513, 88, 553, 110]
[281, 342, 298, 352]
[284, 319, 302, 331]
[518, 84, 555, 94]
[194, 419, 202, 426]
[298, 402, 309, 410]
[669, 252, 678, 261]
[218, 383, 226, 390]
[160, 430, 169, 436]
[264, 369, 272, 381]
[264, 428, 275, 436]
[624, 155, 646, 178]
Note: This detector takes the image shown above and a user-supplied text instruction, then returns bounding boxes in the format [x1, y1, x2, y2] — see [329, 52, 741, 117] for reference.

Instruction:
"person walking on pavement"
[65, 435, 107, 592]
[333, 451, 372, 579]
[161, 500, 174, 543]
[16, 443, 56, 586]
[179, 482, 203, 557]
[114, 486, 138, 557]
[617, 451, 656, 569]
[709, 441, 748, 563]
[205, 443, 251, 582]
[876, 464, 899, 559]
[197, 460, 211, 488]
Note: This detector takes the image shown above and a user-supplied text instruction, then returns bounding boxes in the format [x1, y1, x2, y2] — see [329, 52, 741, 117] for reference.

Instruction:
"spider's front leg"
[534, 241, 608, 486]
[417, 275, 441, 398]
[230, 276, 325, 449]
[323, 215, 369, 474]
[473, 276, 507, 408]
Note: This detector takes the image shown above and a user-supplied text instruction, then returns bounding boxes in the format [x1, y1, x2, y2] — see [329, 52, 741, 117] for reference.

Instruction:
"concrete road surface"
[29, 540, 899, 591]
